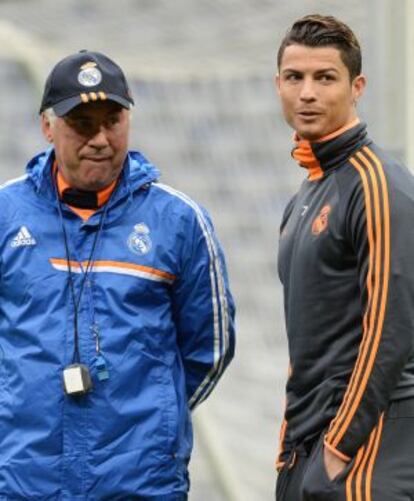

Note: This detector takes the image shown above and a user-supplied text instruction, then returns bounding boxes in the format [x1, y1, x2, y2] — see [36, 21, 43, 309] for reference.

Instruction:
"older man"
[0, 50, 235, 499]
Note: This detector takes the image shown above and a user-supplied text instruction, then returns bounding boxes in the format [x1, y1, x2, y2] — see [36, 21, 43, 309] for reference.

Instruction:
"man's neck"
[295, 117, 360, 144]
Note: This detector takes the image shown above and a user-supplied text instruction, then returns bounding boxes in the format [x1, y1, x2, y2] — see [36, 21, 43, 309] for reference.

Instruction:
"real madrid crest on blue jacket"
[0, 148, 235, 499]
[127, 222, 152, 255]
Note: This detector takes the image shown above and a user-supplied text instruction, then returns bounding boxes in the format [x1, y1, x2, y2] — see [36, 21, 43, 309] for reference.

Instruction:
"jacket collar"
[291, 119, 370, 181]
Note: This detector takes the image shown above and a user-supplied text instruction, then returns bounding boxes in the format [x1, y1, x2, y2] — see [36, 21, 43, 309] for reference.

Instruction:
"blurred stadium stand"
[0, 0, 408, 499]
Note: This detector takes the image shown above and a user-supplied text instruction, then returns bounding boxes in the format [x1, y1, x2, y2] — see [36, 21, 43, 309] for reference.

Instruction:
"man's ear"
[41, 113, 54, 143]
[352, 74, 366, 104]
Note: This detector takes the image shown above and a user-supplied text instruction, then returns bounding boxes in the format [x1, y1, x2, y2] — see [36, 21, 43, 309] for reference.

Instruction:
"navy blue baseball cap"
[39, 50, 134, 116]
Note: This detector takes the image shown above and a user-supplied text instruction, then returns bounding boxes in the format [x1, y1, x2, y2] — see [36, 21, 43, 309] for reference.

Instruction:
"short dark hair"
[277, 14, 362, 81]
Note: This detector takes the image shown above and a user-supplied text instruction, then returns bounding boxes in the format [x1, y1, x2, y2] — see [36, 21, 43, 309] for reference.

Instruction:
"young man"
[275, 15, 414, 500]
[0, 50, 235, 499]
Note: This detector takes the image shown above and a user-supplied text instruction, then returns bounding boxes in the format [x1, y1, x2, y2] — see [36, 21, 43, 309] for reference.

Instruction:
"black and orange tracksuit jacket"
[277, 120, 414, 466]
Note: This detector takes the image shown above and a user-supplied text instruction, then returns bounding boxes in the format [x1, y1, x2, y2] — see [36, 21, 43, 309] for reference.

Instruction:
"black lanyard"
[56, 193, 110, 364]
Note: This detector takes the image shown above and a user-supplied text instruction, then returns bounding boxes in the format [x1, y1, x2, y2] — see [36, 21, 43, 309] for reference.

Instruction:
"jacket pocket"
[302, 434, 353, 500]
[325, 451, 355, 486]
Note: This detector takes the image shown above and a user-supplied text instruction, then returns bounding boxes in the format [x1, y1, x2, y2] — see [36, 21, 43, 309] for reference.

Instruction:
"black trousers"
[276, 398, 414, 501]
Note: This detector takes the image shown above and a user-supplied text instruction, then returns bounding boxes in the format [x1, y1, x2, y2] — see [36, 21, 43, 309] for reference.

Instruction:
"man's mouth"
[297, 111, 322, 118]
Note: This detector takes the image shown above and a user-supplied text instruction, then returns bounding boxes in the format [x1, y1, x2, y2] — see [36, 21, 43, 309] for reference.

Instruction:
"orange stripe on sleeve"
[333, 153, 387, 443]
[345, 445, 366, 501]
[327, 157, 375, 442]
[365, 413, 384, 501]
[327, 156, 379, 445]
[355, 424, 378, 501]
[326, 151, 390, 451]
[344, 413, 384, 501]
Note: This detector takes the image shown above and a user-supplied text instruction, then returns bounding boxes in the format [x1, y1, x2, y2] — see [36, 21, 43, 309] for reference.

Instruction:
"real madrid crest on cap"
[127, 223, 152, 255]
[39, 50, 135, 117]
[78, 62, 102, 87]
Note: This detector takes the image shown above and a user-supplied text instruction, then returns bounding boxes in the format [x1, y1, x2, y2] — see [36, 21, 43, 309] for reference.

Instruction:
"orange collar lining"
[292, 118, 361, 181]
[54, 162, 117, 221]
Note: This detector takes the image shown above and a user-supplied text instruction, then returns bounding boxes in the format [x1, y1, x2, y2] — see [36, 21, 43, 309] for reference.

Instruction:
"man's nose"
[88, 126, 110, 148]
[299, 78, 317, 101]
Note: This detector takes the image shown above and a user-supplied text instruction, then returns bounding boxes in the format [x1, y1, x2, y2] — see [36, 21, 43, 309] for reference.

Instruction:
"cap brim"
[53, 94, 133, 117]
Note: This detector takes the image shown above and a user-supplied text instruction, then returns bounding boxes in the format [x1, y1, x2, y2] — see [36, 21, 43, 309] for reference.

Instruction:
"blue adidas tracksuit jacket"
[0, 148, 235, 499]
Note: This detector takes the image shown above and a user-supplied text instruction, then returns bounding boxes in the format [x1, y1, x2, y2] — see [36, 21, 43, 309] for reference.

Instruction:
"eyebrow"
[281, 66, 340, 74]
[314, 68, 340, 74]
